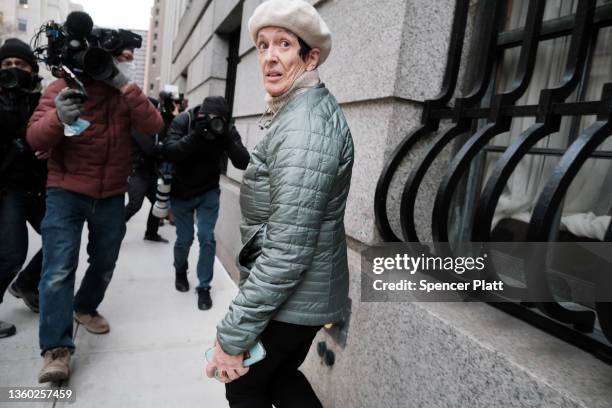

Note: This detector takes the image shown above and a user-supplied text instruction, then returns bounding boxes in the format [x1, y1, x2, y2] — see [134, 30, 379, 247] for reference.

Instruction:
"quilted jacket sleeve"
[216, 111, 342, 355]
[123, 83, 164, 136]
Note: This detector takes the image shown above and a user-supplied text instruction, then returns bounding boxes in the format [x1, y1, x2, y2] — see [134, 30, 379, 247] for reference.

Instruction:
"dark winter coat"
[162, 106, 250, 199]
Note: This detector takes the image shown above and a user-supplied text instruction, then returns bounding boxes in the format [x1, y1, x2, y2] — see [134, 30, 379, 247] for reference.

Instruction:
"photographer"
[26, 23, 164, 383]
[0, 39, 46, 339]
[161, 96, 249, 309]
[124, 93, 178, 243]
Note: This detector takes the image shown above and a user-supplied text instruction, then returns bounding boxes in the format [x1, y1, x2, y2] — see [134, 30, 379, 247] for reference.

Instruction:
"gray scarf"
[258, 69, 320, 129]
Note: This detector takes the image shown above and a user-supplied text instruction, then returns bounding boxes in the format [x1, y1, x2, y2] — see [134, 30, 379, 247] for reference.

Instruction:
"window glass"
[472, 0, 612, 242]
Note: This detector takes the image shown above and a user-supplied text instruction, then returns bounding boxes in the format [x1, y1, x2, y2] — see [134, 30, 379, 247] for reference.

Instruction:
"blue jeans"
[0, 189, 45, 302]
[39, 188, 126, 354]
[171, 189, 220, 290]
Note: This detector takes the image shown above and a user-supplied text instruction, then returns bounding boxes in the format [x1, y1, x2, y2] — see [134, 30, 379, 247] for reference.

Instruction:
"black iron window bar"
[374, 0, 612, 363]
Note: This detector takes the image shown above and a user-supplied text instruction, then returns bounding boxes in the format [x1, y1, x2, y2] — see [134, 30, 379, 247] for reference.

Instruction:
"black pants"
[0, 189, 45, 302]
[125, 169, 159, 236]
[225, 320, 323, 408]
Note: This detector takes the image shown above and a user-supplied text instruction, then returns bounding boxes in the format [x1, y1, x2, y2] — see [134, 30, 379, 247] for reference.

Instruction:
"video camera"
[32, 11, 142, 97]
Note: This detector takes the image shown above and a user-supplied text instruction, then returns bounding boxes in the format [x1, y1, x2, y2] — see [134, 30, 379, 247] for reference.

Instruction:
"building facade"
[0, 0, 82, 45]
[144, 0, 186, 97]
[143, 0, 161, 96]
[156, 0, 612, 407]
[0, 0, 82, 84]
[131, 28, 147, 91]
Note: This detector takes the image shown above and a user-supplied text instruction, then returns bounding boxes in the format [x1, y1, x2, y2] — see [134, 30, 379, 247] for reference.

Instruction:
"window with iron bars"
[375, 0, 612, 363]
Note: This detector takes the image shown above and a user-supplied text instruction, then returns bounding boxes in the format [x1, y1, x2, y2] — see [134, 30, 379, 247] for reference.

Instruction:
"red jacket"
[27, 79, 164, 199]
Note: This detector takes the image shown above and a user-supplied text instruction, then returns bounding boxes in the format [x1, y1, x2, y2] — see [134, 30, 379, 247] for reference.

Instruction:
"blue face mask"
[63, 118, 91, 137]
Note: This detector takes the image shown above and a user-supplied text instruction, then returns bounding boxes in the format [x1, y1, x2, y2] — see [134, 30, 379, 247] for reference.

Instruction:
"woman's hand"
[205, 340, 249, 383]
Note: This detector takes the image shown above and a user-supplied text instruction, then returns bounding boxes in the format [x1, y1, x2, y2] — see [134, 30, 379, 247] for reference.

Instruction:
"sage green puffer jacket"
[217, 84, 354, 355]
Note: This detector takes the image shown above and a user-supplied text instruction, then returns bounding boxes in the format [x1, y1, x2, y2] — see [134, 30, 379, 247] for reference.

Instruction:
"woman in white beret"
[206, 0, 354, 406]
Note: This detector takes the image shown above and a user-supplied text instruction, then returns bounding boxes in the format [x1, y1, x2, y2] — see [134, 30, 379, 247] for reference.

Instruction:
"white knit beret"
[248, 0, 332, 64]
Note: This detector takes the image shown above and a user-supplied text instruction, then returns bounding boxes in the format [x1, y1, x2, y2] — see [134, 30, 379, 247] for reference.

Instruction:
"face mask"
[116, 61, 136, 81]
[0, 68, 33, 90]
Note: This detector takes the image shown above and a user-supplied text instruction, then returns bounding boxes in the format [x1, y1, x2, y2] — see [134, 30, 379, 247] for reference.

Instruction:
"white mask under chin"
[116, 61, 136, 82]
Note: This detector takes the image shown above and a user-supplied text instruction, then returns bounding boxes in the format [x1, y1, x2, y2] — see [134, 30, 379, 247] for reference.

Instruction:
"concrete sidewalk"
[0, 206, 236, 407]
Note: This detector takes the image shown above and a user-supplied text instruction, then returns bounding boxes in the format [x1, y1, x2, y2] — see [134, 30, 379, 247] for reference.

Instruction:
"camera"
[152, 163, 173, 219]
[33, 11, 141, 83]
[195, 112, 228, 142]
[151, 175, 172, 219]
[90, 28, 142, 56]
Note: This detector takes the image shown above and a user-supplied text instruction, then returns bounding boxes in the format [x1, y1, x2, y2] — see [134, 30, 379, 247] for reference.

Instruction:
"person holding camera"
[124, 93, 179, 243]
[161, 96, 249, 309]
[26, 38, 164, 382]
[0, 39, 46, 338]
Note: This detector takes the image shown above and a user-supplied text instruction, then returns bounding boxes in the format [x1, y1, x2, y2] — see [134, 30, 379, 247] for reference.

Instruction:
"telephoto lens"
[152, 177, 172, 218]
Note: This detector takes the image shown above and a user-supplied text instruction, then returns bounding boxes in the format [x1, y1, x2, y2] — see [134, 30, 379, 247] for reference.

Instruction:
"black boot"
[8, 282, 39, 313]
[144, 232, 169, 243]
[175, 271, 189, 292]
[0, 320, 16, 339]
[197, 288, 212, 310]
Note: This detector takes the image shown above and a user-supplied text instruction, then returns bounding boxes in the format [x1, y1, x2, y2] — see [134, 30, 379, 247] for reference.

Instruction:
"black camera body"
[91, 28, 142, 56]
[194, 111, 228, 142]
[34, 11, 141, 82]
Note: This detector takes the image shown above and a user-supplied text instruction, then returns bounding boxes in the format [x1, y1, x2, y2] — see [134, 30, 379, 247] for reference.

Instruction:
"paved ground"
[0, 206, 237, 407]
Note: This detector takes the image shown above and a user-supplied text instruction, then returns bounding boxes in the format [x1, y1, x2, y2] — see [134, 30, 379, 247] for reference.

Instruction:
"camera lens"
[81, 48, 116, 80]
[209, 117, 225, 135]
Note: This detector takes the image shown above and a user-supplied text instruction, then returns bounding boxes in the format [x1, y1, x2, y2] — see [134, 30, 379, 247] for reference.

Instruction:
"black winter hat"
[0, 38, 39, 72]
[200, 96, 230, 119]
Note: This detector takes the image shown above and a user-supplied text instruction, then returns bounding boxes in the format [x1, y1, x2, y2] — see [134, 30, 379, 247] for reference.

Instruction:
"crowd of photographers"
[0, 12, 249, 384]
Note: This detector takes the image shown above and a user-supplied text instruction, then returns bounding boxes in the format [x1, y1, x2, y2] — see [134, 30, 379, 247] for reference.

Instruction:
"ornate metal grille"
[374, 0, 612, 363]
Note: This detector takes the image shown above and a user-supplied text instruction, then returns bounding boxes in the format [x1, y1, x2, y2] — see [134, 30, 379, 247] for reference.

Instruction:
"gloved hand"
[103, 69, 129, 91]
[193, 116, 212, 141]
[54, 88, 84, 125]
[223, 125, 238, 147]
